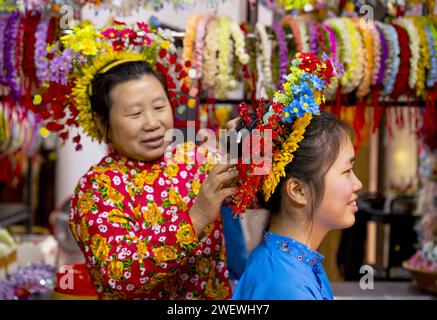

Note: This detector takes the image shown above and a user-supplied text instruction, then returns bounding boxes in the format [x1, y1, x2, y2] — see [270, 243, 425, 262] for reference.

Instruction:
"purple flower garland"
[0, 14, 10, 85]
[376, 25, 388, 87]
[34, 17, 50, 86]
[322, 23, 337, 61]
[271, 22, 288, 90]
[4, 12, 21, 100]
[308, 22, 318, 54]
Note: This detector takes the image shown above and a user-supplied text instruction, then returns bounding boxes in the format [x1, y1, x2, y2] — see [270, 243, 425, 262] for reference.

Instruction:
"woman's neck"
[268, 212, 327, 251]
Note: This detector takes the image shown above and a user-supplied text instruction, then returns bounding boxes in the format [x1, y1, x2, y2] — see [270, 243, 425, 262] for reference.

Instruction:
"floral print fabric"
[70, 142, 232, 299]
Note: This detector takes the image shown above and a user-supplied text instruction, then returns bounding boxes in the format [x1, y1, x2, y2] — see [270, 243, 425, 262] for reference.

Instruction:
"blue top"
[232, 231, 333, 300]
[221, 206, 248, 282]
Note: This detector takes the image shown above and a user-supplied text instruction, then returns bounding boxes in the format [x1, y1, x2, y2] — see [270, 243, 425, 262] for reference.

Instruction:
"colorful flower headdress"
[231, 52, 343, 214]
[40, 21, 194, 150]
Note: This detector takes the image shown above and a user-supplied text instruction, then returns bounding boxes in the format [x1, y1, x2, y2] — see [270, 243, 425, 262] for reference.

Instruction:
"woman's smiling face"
[108, 74, 174, 162]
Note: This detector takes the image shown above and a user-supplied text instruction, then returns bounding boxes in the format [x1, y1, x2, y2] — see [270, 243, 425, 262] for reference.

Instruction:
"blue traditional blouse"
[232, 231, 333, 300]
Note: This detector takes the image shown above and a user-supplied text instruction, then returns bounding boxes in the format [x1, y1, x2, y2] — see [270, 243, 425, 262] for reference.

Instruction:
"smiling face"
[107, 74, 174, 162]
[313, 136, 363, 231]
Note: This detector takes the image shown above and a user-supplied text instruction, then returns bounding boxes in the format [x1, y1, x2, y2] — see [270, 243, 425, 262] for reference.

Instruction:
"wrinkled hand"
[189, 163, 238, 237]
[226, 117, 241, 131]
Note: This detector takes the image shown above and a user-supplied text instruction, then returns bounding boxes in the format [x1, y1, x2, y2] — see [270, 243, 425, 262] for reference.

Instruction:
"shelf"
[0, 203, 32, 228]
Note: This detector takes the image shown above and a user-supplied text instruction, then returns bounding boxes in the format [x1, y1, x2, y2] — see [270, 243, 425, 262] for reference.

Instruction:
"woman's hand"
[226, 117, 241, 130]
[189, 163, 238, 237]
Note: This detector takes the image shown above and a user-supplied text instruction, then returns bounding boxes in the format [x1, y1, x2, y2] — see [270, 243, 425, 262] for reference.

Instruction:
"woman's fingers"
[213, 169, 239, 189]
[209, 163, 236, 175]
[219, 187, 237, 200]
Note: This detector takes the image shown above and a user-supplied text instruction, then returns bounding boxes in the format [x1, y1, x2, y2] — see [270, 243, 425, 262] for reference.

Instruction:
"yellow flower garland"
[71, 50, 149, 142]
[262, 112, 313, 201]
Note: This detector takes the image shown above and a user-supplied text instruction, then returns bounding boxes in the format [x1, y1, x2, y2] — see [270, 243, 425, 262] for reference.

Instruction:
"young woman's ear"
[284, 178, 307, 206]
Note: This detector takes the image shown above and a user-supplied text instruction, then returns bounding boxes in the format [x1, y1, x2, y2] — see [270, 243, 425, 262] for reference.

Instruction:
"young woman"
[232, 111, 363, 300]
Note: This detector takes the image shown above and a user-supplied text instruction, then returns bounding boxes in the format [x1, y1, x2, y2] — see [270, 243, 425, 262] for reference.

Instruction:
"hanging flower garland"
[355, 20, 374, 99]
[230, 21, 250, 66]
[376, 22, 401, 96]
[313, 22, 328, 57]
[194, 13, 213, 81]
[271, 22, 288, 90]
[413, 16, 431, 98]
[391, 23, 412, 100]
[319, 23, 339, 99]
[307, 21, 318, 55]
[281, 15, 303, 53]
[202, 17, 220, 96]
[4, 13, 21, 100]
[216, 15, 233, 99]
[296, 16, 310, 53]
[34, 17, 50, 87]
[182, 14, 201, 88]
[395, 17, 420, 93]
[326, 18, 363, 94]
[424, 19, 437, 88]
[0, 14, 10, 85]
[374, 24, 388, 88]
[256, 22, 273, 97]
[22, 12, 41, 93]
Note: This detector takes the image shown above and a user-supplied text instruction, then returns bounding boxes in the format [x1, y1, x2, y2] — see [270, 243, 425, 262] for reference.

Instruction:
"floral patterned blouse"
[70, 142, 232, 300]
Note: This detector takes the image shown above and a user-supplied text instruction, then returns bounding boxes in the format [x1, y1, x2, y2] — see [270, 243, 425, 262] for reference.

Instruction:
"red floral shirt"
[70, 142, 232, 300]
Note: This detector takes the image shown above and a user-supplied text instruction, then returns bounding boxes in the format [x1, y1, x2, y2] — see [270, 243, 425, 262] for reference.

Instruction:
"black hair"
[89, 60, 167, 142]
[236, 108, 352, 221]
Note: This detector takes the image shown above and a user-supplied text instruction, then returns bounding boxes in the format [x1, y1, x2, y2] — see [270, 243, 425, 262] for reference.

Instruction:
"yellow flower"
[95, 174, 111, 187]
[176, 224, 196, 246]
[205, 279, 230, 299]
[79, 218, 90, 242]
[152, 246, 178, 263]
[108, 260, 124, 280]
[143, 202, 162, 225]
[195, 257, 212, 276]
[107, 187, 124, 204]
[77, 193, 94, 214]
[161, 40, 170, 49]
[133, 205, 142, 219]
[79, 39, 97, 56]
[204, 222, 215, 237]
[191, 179, 201, 196]
[133, 173, 146, 190]
[262, 112, 312, 201]
[144, 171, 159, 185]
[164, 163, 179, 179]
[108, 209, 129, 224]
[90, 234, 109, 265]
[137, 241, 148, 258]
[168, 188, 183, 206]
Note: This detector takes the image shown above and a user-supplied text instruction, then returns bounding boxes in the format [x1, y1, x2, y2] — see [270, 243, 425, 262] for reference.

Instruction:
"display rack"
[0, 157, 35, 233]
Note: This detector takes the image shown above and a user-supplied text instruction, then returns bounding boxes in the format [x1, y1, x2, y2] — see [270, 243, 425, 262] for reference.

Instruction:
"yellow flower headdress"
[41, 21, 194, 150]
[231, 53, 343, 214]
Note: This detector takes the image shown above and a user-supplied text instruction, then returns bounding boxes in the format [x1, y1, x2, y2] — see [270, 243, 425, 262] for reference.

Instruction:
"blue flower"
[292, 82, 313, 97]
[299, 94, 318, 114]
[309, 75, 324, 91]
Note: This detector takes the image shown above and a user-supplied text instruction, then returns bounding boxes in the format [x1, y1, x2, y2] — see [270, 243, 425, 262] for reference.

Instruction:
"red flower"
[169, 54, 177, 64]
[101, 28, 119, 39]
[112, 40, 124, 51]
[113, 20, 126, 26]
[179, 96, 188, 104]
[137, 22, 151, 33]
[159, 49, 167, 59]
